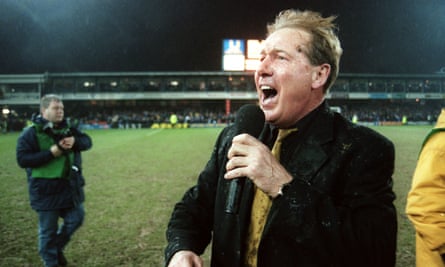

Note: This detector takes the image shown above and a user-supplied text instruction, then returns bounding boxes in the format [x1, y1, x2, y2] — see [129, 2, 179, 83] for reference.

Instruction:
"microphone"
[225, 104, 265, 214]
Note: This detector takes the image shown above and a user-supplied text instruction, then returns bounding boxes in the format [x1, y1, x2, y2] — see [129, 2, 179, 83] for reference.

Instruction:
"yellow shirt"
[245, 128, 297, 267]
[406, 108, 445, 267]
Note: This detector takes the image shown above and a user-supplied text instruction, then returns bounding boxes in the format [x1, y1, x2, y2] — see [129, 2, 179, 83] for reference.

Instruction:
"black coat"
[165, 102, 397, 267]
[16, 119, 92, 211]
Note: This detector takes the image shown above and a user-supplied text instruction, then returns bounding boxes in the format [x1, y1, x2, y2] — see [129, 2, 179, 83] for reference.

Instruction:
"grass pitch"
[0, 125, 431, 266]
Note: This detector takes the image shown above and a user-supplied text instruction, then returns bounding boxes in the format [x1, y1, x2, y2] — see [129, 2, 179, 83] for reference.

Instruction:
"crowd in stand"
[331, 100, 442, 124]
[1, 100, 443, 132]
[0, 107, 235, 132]
[82, 108, 234, 129]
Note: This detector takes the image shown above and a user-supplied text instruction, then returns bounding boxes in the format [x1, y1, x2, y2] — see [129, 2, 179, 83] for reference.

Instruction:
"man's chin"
[263, 111, 277, 124]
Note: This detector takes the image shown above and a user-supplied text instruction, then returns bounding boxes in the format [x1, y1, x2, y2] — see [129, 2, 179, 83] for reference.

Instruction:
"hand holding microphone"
[224, 104, 264, 214]
[224, 105, 294, 213]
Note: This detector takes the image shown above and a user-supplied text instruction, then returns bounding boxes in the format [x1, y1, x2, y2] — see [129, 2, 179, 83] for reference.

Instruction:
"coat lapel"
[264, 105, 335, 233]
[284, 105, 333, 183]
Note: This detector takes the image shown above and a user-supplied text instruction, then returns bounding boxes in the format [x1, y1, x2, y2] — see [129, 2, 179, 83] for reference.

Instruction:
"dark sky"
[1, 0, 444, 74]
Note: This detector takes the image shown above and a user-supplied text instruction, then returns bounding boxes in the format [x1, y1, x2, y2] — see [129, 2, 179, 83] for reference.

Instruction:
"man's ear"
[311, 63, 331, 89]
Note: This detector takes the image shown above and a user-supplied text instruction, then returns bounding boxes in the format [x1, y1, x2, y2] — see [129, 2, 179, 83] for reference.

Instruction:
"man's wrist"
[274, 181, 291, 198]
[56, 143, 66, 151]
[50, 144, 63, 157]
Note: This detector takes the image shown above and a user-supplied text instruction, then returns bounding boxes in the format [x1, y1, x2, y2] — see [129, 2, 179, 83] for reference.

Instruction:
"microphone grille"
[235, 104, 265, 138]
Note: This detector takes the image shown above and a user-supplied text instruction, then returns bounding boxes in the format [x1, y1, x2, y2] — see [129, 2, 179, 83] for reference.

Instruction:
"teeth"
[261, 85, 273, 90]
[261, 85, 277, 99]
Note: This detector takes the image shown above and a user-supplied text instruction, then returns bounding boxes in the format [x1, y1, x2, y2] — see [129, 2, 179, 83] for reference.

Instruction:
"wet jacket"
[406, 108, 445, 267]
[16, 116, 92, 211]
[165, 102, 397, 267]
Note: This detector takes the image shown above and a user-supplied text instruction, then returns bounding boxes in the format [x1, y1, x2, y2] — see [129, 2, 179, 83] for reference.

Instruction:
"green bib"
[31, 123, 74, 179]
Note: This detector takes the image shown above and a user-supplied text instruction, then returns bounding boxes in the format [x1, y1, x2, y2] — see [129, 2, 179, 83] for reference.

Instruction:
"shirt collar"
[268, 101, 325, 133]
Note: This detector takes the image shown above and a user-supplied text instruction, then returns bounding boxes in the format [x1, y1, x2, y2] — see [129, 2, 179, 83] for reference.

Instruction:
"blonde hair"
[267, 9, 343, 92]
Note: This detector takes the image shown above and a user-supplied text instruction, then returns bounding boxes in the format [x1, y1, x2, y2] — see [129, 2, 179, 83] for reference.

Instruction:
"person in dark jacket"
[165, 9, 397, 267]
[16, 94, 92, 267]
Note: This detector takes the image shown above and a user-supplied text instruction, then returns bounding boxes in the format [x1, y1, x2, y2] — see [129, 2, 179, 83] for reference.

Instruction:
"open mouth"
[261, 85, 277, 100]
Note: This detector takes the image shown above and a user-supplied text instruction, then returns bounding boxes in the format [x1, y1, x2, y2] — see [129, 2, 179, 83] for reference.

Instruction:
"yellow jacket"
[406, 109, 445, 267]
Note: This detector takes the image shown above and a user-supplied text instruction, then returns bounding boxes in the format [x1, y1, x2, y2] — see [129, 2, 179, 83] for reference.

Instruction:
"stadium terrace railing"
[1, 72, 445, 105]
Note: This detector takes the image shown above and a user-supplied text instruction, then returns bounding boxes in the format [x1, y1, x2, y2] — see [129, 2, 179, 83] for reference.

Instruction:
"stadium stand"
[1, 71, 445, 131]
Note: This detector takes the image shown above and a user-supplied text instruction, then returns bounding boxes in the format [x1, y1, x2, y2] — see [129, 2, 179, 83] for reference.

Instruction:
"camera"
[42, 122, 73, 142]
[54, 129, 73, 141]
